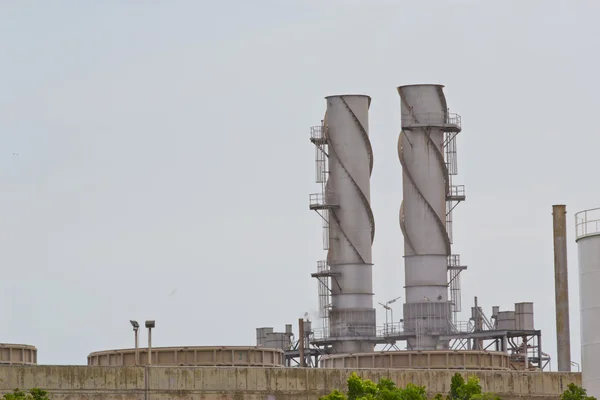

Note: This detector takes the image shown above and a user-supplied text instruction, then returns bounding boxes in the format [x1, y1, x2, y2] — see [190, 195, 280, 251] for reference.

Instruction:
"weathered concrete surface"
[0, 365, 582, 399]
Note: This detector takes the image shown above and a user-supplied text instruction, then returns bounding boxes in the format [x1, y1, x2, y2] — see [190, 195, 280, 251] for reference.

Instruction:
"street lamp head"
[145, 320, 155, 328]
[387, 296, 402, 305]
[130, 320, 139, 329]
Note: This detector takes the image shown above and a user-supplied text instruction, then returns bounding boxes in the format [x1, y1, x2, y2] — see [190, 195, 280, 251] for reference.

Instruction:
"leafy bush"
[2, 388, 51, 400]
[560, 383, 597, 400]
[319, 372, 499, 400]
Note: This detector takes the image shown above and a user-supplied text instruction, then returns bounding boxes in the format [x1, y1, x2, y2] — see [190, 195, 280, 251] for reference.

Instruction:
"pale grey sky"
[1, 0, 598, 368]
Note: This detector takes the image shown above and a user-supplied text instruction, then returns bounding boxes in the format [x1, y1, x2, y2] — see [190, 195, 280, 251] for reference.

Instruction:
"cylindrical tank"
[496, 311, 516, 330]
[0, 344, 37, 365]
[323, 94, 376, 354]
[87, 346, 284, 367]
[575, 207, 600, 398]
[303, 319, 312, 335]
[397, 84, 460, 350]
[514, 302, 534, 330]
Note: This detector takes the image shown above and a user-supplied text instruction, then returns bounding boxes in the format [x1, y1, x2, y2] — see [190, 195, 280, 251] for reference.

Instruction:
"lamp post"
[130, 320, 140, 365]
[145, 320, 155, 365]
[378, 296, 401, 334]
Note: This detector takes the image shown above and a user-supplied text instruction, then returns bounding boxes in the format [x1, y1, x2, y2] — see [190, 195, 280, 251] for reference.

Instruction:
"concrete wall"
[0, 365, 581, 400]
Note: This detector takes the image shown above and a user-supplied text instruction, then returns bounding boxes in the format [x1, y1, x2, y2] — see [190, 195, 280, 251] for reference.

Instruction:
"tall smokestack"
[309, 95, 376, 354]
[397, 84, 463, 350]
[552, 204, 571, 372]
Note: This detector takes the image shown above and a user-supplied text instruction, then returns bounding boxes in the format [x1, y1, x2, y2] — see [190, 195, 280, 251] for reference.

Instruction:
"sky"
[1, 0, 599, 369]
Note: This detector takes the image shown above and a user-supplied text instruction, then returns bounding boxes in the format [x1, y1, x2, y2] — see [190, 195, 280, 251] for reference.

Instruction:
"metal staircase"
[443, 127, 467, 325]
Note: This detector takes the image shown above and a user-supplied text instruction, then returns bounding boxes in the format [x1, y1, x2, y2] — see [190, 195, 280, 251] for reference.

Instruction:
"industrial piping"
[397, 84, 460, 350]
[552, 204, 571, 372]
[323, 95, 376, 354]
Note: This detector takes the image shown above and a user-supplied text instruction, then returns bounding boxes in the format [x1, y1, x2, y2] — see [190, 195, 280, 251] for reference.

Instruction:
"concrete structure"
[87, 346, 284, 367]
[0, 365, 581, 400]
[309, 94, 376, 354]
[397, 84, 463, 350]
[575, 207, 600, 398]
[552, 204, 572, 372]
[0, 344, 37, 365]
[320, 350, 511, 370]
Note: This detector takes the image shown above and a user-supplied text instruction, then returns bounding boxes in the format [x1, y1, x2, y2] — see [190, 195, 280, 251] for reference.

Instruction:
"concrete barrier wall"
[0, 365, 582, 400]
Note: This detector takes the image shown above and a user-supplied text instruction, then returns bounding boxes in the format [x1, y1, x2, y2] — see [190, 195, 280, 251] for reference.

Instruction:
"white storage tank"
[496, 311, 516, 330]
[575, 207, 600, 398]
[514, 302, 534, 330]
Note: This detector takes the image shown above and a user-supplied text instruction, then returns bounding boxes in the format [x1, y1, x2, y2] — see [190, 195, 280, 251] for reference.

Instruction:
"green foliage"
[446, 374, 500, 400]
[320, 372, 428, 400]
[561, 383, 597, 400]
[448, 373, 465, 400]
[2, 388, 50, 400]
[319, 372, 500, 400]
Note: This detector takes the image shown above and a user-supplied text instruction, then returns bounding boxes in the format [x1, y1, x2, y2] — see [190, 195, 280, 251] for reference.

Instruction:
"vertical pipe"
[524, 336, 529, 369]
[538, 334, 543, 369]
[552, 204, 572, 371]
[298, 318, 305, 367]
[134, 328, 139, 365]
[147, 328, 152, 366]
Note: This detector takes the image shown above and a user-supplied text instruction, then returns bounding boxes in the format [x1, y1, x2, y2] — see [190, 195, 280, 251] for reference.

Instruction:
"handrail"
[449, 185, 466, 197]
[310, 125, 326, 140]
[575, 207, 600, 240]
[312, 319, 478, 339]
[309, 192, 339, 208]
[401, 112, 462, 130]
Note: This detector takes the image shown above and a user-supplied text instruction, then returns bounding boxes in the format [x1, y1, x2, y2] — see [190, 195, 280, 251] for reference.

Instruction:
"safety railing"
[309, 192, 339, 209]
[447, 254, 461, 268]
[312, 319, 478, 339]
[310, 125, 326, 141]
[451, 320, 474, 333]
[312, 325, 378, 340]
[575, 207, 600, 240]
[401, 112, 462, 130]
[449, 185, 466, 198]
[382, 322, 404, 336]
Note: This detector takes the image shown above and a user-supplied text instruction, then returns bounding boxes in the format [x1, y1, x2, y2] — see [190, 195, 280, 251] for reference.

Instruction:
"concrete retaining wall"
[0, 365, 581, 399]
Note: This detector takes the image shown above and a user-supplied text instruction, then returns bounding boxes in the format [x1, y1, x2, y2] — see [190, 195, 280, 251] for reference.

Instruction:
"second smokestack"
[552, 204, 572, 372]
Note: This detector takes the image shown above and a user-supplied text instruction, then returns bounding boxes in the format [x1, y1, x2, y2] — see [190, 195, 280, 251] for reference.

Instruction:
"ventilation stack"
[552, 204, 571, 372]
[397, 84, 465, 350]
[309, 94, 376, 354]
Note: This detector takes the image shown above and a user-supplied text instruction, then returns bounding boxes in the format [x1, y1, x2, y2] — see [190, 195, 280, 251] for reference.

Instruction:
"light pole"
[130, 320, 140, 365]
[145, 320, 155, 365]
[378, 296, 401, 334]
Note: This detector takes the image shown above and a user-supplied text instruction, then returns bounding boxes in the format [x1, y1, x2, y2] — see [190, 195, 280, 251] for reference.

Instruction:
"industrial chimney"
[309, 95, 376, 354]
[552, 204, 571, 372]
[397, 84, 464, 350]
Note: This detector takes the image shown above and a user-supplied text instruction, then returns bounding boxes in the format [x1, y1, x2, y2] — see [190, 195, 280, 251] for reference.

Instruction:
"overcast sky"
[1, 0, 599, 369]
